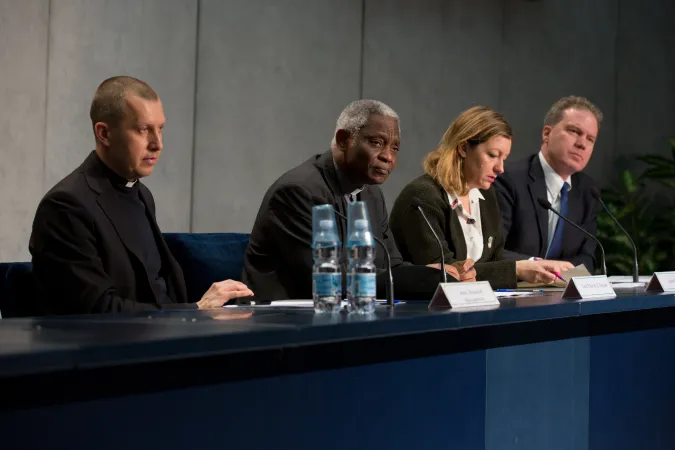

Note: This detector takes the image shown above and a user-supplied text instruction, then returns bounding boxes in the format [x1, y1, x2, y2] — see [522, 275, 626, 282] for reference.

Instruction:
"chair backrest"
[157, 232, 251, 303]
[0, 232, 251, 316]
[0, 262, 37, 318]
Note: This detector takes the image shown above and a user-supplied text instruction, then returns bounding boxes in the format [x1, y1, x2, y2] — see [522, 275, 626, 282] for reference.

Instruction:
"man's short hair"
[89, 76, 159, 128]
[544, 95, 603, 129]
[331, 99, 400, 146]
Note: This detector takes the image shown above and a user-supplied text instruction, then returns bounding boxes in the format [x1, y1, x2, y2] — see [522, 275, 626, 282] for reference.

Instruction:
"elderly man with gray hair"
[242, 100, 471, 302]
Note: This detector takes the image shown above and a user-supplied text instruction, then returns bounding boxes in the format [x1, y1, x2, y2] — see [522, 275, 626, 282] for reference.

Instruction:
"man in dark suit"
[242, 100, 475, 301]
[29, 76, 253, 315]
[495, 96, 602, 271]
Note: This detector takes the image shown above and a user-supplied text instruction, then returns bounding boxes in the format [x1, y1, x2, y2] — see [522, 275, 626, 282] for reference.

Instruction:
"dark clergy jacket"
[29, 151, 190, 315]
[494, 153, 598, 271]
[390, 174, 517, 289]
[242, 151, 447, 301]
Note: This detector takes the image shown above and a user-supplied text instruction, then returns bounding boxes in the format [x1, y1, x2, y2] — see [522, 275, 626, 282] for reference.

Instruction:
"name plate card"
[646, 272, 675, 293]
[429, 281, 500, 309]
[562, 275, 616, 300]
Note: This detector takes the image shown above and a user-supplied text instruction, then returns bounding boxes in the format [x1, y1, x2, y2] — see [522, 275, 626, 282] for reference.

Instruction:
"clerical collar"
[92, 151, 139, 191]
[332, 158, 364, 198]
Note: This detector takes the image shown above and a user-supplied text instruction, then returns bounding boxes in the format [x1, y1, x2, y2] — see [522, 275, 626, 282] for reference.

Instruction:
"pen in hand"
[459, 265, 474, 274]
[553, 271, 567, 282]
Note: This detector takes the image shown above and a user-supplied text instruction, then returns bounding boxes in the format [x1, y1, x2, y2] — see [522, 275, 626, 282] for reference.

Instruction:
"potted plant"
[596, 139, 675, 275]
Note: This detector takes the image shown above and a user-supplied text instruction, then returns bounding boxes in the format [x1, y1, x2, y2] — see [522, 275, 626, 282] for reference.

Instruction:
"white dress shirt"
[538, 151, 572, 256]
[446, 188, 485, 262]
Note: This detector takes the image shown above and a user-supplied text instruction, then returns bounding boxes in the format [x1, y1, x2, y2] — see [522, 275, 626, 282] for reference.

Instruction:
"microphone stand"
[593, 192, 639, 282]
[537, 198, 607, 276]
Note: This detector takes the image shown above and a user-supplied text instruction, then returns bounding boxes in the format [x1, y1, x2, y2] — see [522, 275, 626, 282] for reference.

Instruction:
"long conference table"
[1, 288, 674, 450]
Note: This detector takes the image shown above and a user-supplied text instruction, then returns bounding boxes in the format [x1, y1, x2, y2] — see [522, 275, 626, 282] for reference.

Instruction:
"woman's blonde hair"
[423, 106, 512, 196]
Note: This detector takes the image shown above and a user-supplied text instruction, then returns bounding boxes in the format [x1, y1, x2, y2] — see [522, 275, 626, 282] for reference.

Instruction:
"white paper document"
[608, 275, 651, 283]
[270, 300, 315, 307]
[610, 282, 646, 289]
[494, 291, 537, 298]
[234, 299, 402, 308]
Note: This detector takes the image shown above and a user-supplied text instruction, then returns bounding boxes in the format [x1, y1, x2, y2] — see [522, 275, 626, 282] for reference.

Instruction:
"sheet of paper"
[224, 300, 315, 308]
[608, 275, 651, 283]
[270, 300, 315, 307]
[241, 299, 404, 308]
[611, 282, 646, 288]
[494, 291, 537, 298]
[516, 264, 592, 289]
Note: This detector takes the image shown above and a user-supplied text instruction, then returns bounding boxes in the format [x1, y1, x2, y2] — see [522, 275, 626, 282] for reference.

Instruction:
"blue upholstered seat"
[163, 233, 250, 303]
[0, 262, 36, 318]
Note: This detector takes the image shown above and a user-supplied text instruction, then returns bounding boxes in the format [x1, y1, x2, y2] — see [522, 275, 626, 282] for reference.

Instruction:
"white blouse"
[446, 189, 485, 262]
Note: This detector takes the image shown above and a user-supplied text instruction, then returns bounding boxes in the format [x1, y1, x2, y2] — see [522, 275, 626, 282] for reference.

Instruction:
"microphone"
[536, 197, 607, 276]
[332, 208, 395, 307]
[411, 198, 448, 284]
[591, 188, 639, 282]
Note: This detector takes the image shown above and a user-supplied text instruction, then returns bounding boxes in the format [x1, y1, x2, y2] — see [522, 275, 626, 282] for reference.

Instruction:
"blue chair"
[163, 233, 250, 303]
[0, 233, 251, 317]
[0, 262, 37, 318]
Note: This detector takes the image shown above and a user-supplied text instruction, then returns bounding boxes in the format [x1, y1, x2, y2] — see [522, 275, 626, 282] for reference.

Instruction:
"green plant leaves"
[597, 137, 675, 275]
[636, 155, 675, 167]
[621, 169, 638, 193]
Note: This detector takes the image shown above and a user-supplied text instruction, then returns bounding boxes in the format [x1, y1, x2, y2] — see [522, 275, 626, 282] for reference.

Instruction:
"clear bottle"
[346, 203, 377, 314]
[312, 206, 342, 313]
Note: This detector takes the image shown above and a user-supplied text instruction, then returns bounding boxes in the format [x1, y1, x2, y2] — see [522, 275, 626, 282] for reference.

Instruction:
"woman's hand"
[516, 260, 557, 284]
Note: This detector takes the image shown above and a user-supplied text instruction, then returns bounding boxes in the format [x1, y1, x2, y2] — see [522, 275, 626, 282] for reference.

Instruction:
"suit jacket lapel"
[437, 183, 468, 261]
[448, 208, 468, 260]
[93, 182, 151, 279]
[137, 187, 188, 303]
[315, 151, 346, 241]
[82, 152, 149, 271]
[527, 156, 549, 257]
[431, 180, 467, 261]
[478, 191, 498, 262]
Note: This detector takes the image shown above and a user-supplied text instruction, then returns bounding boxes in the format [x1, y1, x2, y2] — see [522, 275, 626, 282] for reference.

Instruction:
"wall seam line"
[188, 0, 202, 232]
[42, 0, 53, 194]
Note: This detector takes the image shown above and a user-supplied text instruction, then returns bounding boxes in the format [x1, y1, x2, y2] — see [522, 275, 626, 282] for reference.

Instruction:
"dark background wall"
[1, 0, 673, 260]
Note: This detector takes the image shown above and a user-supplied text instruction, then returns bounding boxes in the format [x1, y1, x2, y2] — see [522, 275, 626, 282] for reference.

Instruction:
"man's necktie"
[546, 182, 569, 259]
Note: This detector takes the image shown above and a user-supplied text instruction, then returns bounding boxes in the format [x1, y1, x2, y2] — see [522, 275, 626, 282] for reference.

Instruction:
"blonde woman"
[390, 106, 572, 289]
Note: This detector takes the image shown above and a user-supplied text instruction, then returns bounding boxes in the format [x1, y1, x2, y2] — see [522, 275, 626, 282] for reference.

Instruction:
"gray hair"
[331, 99, 400, 146]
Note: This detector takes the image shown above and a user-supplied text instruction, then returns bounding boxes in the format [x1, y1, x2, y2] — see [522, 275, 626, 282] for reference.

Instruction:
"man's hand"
[208, 310, 254, 321]
[196, 280, 254, 309]
[451, 259, 476, 282]
[538, 259, 574, 275]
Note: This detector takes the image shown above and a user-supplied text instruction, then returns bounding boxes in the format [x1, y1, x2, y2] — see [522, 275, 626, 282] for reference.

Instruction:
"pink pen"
[554, 271, 567, 282]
